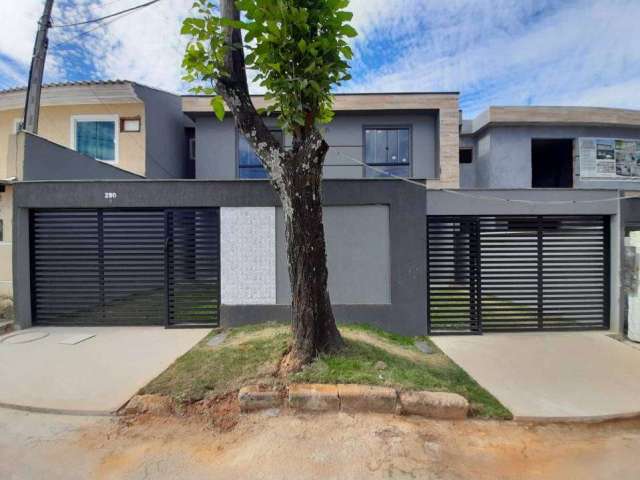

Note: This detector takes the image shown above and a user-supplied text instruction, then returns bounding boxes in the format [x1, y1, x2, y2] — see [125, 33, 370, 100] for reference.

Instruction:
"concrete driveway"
[0, 326, 210, 415]
[432, 332, 640, 421]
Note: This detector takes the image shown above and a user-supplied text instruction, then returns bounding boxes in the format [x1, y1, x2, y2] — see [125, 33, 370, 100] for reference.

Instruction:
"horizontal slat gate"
[166, 209, 220, 327]
[427, 215, 610, 334]
[31, 208, 220, 327]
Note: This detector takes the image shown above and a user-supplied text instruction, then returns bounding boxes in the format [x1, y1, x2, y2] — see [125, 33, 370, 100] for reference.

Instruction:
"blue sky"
[1, 0, 639, 118]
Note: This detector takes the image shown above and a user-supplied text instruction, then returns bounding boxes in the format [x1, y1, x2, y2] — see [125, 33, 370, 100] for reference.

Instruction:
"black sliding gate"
[427, 215, 610, 334]
[30, 208, 220, 327]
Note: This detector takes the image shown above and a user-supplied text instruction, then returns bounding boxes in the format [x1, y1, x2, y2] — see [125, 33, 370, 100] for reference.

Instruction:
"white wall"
[220, 207, 276, 305]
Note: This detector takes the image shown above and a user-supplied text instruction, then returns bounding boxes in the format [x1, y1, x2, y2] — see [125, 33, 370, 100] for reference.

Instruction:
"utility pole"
[23, 0, 55, 134]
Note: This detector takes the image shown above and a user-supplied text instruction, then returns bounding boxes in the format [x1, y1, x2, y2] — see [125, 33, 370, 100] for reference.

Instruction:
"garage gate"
[427, 215, 610, 334]
[30, 208, 220, 327]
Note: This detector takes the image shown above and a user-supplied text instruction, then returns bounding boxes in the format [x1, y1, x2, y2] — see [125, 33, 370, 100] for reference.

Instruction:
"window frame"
[70, 114, 119, 163]
[236, 128, 284, 179]
[362, 125, 413, 178]
[13, 118, 24, 134]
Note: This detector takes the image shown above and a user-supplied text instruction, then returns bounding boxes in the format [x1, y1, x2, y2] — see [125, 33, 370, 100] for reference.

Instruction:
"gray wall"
[195, 111, 438, 180]
[23, 133, 142, 180]
[133, 85, 187, 179]
[13, 179, 427, 335]
[276, 205, 390, 305]
[462, 125, 640, 189]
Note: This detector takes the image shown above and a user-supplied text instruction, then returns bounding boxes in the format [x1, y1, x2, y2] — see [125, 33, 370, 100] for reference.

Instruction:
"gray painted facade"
[12, 179, 426, 336]
[23, 133, 142, 180]
[276, 205, 391, 305]
[461, 125, 640, 190]
[133, 85, 188, 179]
[194, 111, 438, 180]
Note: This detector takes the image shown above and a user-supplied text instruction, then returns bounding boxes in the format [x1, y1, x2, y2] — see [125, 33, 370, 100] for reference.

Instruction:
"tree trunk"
[278, 140, 344, 372]
[214, 0, 344, 372]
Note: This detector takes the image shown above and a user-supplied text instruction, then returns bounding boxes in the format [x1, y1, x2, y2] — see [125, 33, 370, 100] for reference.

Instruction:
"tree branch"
[217, 0, 285, 179]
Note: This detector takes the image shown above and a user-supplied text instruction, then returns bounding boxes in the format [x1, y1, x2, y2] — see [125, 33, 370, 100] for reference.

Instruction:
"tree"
[182, 0, 357, 371]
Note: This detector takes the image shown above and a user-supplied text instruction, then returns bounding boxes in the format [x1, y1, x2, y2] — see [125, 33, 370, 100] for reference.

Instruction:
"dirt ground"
[2, 407, 640, 480]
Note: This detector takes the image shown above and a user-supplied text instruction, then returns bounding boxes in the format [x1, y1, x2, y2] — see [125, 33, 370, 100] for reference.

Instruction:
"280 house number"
[104, 192, 118, 200]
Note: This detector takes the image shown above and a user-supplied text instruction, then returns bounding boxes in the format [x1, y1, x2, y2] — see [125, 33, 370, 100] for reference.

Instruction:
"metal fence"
[427, 215, 610, 334]
[30, 208, 220, 327]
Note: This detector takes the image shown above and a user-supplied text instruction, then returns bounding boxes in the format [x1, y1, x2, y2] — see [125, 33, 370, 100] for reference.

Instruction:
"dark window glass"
[0, 219, 3, 242]
[238, 130, 283, 179]
[75, 121, 116, 161]
[364, 127, 411, 177]
[459, 149, 473, 164]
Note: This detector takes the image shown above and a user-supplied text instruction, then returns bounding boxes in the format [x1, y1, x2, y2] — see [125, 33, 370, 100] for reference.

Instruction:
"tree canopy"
[181, 0, 356, 133]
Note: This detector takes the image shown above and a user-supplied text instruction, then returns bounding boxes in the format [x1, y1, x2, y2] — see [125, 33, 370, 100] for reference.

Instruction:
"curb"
[239, 383, 470, 420]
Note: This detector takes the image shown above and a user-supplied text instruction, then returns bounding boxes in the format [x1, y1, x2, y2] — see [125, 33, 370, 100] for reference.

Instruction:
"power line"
[51, 0, 161, 29]
[50, 8, 140, 47]
[336, 151, 640, 205]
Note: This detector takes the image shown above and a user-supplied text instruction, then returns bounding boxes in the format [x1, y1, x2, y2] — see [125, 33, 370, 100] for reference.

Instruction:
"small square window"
[364, 127, 411, 178]
[72, 116, 117, 162]
[459, 149, 473, 164]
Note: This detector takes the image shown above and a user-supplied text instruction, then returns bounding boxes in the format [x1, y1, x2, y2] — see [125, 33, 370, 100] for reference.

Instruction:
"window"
[238, 130, 283, 179]
[364, 127, 411, 177]
[459, 148, 473, 164]
[13, 119, 24, 134]
[71, 115, 118, 162]
[0, 219, 3, 242]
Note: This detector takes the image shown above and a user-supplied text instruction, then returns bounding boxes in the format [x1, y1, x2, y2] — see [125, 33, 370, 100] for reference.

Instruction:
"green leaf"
[211, 96, 225, 121]
[297, 38, 307, 53]
[341, 25, 358, 38]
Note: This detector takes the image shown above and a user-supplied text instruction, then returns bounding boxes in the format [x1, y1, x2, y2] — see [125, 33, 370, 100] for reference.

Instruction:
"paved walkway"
[432, 331, 640, 421]
[0, 326, 209, 414]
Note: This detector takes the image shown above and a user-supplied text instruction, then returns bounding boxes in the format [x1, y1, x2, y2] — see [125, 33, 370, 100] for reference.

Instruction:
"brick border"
[238, 384, 469, 420]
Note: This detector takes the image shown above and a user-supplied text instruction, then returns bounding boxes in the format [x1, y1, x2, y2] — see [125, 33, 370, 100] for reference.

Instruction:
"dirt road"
[1, 407, 640, 479]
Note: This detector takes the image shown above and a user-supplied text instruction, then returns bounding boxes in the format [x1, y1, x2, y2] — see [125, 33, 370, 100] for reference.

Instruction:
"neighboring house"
[460, 106, 640, 190]
[0, 80, 187, 296]
[4, 79, 640, 340]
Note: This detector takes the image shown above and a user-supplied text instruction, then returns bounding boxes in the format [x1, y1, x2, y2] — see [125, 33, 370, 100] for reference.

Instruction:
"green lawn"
[141, 322, 511, 419]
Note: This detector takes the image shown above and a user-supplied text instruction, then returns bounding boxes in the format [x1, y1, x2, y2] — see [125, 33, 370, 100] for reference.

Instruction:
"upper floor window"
[71, 115, 118, 162]
[238, 130, 283, 179]
[364, 127, 411, 177]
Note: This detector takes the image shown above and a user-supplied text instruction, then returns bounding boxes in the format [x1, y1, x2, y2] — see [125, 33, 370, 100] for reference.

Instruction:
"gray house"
[6, 84, 640, 340]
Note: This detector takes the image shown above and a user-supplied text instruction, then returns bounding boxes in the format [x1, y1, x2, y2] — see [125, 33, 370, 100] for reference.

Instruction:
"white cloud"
[3, 0, 639, 117]
[343, 0, 640, 117]
[0, 0, 43, 86]
[49, 0, 194, 93]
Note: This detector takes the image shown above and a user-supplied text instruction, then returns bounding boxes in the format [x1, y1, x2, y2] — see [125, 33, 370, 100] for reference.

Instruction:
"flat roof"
[182, 92, 460, 114]
[468, 106, 640, 134]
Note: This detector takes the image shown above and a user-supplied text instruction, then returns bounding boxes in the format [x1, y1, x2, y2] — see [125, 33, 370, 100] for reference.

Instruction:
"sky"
[1, 0, 639, 118]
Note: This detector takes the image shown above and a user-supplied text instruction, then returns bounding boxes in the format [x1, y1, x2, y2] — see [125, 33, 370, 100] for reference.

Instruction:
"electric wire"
[336, 151, 640, 204]
[51, 0, 161, 29]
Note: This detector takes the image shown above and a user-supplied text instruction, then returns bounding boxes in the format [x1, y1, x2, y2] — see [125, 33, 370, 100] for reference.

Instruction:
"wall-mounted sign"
[579, 137, 640, 179]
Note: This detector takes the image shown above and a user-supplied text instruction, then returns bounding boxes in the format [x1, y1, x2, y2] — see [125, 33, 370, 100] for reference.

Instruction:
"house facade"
[4, 80, 640, 338]
[0, 80, 186, 296]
